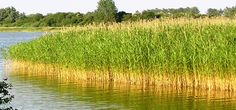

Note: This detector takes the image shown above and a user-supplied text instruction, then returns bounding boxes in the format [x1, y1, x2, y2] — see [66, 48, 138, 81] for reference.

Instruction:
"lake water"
[1, 32, 236, 110]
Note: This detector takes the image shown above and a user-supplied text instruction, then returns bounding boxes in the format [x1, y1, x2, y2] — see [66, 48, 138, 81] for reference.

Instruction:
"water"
[1, 32, 236, 110]
[0, 32, 42, 75]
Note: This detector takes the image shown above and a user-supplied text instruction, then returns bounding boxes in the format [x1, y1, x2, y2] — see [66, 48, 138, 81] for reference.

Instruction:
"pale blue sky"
[0, 0, 235, 15]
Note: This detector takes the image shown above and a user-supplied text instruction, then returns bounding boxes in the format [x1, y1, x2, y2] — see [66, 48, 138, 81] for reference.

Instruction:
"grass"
[5, 18, 236, 91]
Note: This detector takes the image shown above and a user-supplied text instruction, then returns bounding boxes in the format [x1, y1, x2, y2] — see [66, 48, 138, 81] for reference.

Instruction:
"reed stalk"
[6, 18, 236, 91]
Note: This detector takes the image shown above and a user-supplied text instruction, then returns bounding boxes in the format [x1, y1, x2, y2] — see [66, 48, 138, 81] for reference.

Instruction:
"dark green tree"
[0, 7, 20, 24]
[80, 12, 95, 25]
[224, 7, 236, 18]
[64, 12, 83, 25]
[148, 7, 200, 18]
[207, 8, 223, 18]
[16, 13, 43, 26]
[141, 10, 156, 20]
[116, 11, 132, 22]
[0, 80, 16, 110]
[130, 11, 142, 21]
[122, 14, 132, 21]
[189, 7, 200, 16]
[95, 0, 118, 23]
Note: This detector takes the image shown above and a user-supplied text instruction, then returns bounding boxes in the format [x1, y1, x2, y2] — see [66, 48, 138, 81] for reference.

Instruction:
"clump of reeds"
[6, 18, 236, 91]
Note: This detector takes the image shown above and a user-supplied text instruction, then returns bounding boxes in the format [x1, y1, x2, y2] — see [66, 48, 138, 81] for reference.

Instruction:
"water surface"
[1, 32, 236, 110]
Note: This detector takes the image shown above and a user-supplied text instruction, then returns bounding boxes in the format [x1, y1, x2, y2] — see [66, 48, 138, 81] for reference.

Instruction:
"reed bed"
[6, 18, 236, 91]
[6, 60, 236, 91]
[8, 63, 236, 102]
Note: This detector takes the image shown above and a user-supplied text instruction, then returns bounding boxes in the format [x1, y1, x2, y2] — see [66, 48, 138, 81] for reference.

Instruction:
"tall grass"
[7, 18, 236, 79]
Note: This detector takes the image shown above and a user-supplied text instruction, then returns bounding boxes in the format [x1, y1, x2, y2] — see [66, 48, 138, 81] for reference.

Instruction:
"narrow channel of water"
[1, 32, 236, 110]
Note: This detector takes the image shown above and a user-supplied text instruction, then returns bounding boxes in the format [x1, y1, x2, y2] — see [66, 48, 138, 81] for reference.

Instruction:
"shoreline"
[6, 60, 236, 92]
[5, 19, 236, 92]
[0, 27, 62, 32]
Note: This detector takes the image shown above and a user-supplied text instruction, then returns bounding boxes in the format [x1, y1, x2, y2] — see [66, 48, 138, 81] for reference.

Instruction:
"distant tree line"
[1, 0, 236, 27]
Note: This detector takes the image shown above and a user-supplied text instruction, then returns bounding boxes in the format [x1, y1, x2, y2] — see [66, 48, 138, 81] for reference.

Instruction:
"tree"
[0, 7, 20, 24]
[95, 0, 118, 23]
[142, 10, 156, 20]
[28, 13, 44, 21]
[80, 12, 95, 25]
[224, 7, 236, 18]
[116, 11, 132, 22]
[147, 7, 200, 18]
[122, 14, 132, 21]
[207, 8, 223, 18]
[130, 11, 142, 21]
[185, 7, 200, 18]
[190, 7, 200, 15]
[0, 80, 16, 110]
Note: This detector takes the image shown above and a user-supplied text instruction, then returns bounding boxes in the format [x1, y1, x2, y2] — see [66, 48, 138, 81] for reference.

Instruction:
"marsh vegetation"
[6, 18, 236, 91]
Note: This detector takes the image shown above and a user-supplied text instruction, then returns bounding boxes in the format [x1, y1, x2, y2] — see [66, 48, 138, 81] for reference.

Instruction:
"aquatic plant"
[6, 18, 236, 91]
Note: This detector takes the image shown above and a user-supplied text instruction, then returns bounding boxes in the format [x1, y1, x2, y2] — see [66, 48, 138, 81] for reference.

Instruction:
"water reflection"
[0, 32, 42, 76]
[8, 73, 236, 110]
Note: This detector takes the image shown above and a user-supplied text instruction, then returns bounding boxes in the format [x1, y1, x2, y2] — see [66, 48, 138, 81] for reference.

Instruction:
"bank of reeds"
[6, 18, 236, 91]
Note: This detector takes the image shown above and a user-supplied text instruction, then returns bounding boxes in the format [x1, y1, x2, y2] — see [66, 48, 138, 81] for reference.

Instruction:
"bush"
[0, 80, 16, 110]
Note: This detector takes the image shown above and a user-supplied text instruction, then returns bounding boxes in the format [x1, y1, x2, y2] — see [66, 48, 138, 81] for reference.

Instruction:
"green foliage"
[0, 7, 21, 25]
[1, 5, 236, 27]
[116, 11, 131, 22]
[141, 11, 156, 20]
[207, 8, 223, 18]
[0, 7, 84, 27]
[122, 14, 132, 21]
[224, 6, 236, 18]
[15, 13, 43, 27]
[80, 12, 94, 25]
[40, 12, 83, 27]
[95, 0, 118, 23]
[149, 7, 200, 18]
[7, 20, 236, 75]
[0, 81, 16, 110]
[130, 11, 142, 21]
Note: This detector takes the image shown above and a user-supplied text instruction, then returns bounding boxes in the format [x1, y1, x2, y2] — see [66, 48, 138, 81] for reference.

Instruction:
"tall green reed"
[7, 19, 236, 76]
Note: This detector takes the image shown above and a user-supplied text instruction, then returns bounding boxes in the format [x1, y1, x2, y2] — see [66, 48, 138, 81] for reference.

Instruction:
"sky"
[0, 0, 236, 15]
